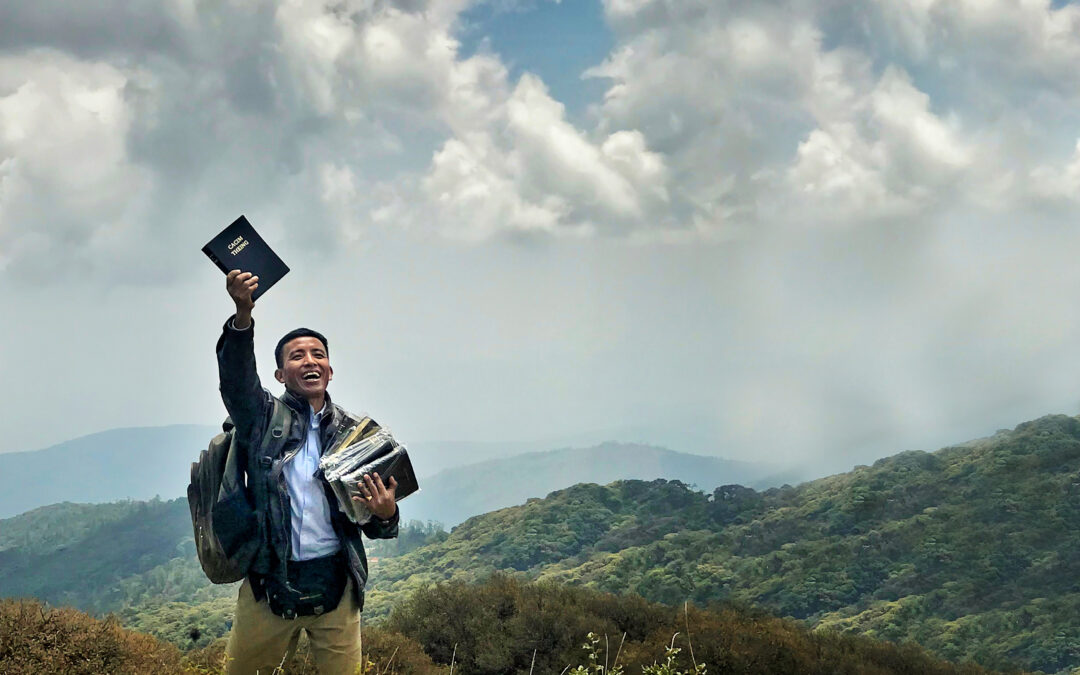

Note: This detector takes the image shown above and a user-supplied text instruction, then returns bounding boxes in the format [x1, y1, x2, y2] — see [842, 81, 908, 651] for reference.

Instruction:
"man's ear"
[328, 365, 333, 383]
[274, 368, 285, 384]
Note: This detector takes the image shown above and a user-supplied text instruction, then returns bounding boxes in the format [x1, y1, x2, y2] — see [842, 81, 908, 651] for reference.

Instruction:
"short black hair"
[275, 328, 330, 368]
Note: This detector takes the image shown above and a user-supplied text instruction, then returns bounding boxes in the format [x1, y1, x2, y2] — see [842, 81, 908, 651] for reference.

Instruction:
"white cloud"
[425, 132, 570, 239]
[585, 0, 1080, 237]
[789, 124, 901, 220]
[1030, 139, 1080, 205]
[0, 51, 150, 274]
[0, 0, 484, 278]
[421, 73, 669, 237]
[871, 0, 1080, 90]
[2, 0, 1080, 278]
[789, 66, 972, 222]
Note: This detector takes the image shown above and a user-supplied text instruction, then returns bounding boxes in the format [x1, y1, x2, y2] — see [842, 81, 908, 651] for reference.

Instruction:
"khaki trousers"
[225, 576, 361, 675]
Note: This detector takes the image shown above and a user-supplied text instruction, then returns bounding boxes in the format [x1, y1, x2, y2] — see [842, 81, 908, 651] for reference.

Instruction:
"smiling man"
[216, 269, 399, 674]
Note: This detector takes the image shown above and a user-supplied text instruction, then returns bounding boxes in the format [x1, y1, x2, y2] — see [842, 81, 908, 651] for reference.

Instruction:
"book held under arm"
[320, 418, 419, 524]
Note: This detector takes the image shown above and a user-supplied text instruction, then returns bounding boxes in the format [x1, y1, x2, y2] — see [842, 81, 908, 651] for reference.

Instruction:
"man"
[217, 269, 399, 674]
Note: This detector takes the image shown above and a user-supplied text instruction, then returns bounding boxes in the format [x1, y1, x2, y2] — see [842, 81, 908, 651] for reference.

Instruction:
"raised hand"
[353, 472, 398, 521]
[226, 269, 258, 328]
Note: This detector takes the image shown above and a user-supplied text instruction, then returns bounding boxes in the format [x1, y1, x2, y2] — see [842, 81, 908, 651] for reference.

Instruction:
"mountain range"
[0, 425, 775, 523]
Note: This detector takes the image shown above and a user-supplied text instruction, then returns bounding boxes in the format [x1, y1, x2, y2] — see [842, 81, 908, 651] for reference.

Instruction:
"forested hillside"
[3, 414, 1079, 672]
[0, 499, 194, 611]
[0, 500, 154, 555]
[369, 415, 1080, 673]
[0, 501, 447, 648]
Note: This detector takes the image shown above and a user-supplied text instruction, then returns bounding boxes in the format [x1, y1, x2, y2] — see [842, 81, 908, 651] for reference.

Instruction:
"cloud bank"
[3, 0, 1080, 472]
[3, 0, 1078, 277]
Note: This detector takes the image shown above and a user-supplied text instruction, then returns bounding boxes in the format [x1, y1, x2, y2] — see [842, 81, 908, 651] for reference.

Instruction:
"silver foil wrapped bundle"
[320, 419, 419, 524]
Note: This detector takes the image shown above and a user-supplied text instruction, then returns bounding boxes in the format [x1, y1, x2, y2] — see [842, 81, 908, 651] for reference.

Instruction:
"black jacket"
[216, 316, 398, 608]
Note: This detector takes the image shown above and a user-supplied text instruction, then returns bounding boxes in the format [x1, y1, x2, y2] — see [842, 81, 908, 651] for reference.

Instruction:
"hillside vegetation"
[3, 415, 1080, 672]
[0, 579, 1002, 675]
[369, 415, 1080, 673]
[0, 499, 195, 612]
[384, 575, 1003, 675]
[0, 598, 188, 675]
[0, 503, 446, 648]
[0, 500, 155, 555]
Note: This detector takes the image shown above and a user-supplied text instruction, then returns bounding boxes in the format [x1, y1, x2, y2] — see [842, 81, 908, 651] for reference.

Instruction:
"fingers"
[358, 473, 380, 503]
[226, 271, 259, 286]
[360, 474, 393, 499]
[226, 270, 260, 303]
[363, 472, 388, 497]
[355, 473, 396, 519]
[353, 476, 373, 502]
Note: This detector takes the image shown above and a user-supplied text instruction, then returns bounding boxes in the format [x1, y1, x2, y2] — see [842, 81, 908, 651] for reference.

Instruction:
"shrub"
[386, 576, 1008, 675]
[0, 598, 185, 675]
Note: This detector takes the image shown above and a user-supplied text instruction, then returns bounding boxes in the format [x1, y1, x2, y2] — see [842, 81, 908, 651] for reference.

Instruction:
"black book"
[344, 442, 419, 503]
[202, 215, 289, 301]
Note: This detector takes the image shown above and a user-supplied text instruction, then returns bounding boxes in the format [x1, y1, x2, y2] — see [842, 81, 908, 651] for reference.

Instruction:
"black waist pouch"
[258, 552, 347, 619]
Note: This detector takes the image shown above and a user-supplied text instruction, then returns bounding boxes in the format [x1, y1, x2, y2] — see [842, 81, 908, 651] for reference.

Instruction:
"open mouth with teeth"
[302, 371, 322, 382]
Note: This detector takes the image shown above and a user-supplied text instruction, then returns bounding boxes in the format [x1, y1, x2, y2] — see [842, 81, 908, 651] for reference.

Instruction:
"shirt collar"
[309, 403, 327, 430]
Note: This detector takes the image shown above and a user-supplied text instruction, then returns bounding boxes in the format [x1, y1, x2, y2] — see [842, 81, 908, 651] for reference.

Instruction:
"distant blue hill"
[0, 425, 216, 519]
[402, 441, 776, 526]
[0, 427, 548, 519]
[0, 428, 778, 523]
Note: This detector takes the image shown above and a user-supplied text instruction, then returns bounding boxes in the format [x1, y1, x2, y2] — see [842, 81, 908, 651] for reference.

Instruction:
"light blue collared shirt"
[282, 404, 341, 560]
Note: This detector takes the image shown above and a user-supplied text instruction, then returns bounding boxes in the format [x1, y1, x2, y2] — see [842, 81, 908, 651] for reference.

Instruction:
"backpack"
[187, 398, 293, 584]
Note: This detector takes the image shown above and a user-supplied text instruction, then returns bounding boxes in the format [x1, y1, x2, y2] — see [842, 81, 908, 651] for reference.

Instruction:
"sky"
[2, 0, 1080, 476]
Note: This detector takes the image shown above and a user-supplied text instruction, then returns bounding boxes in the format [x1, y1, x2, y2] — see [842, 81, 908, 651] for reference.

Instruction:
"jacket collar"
[281, 388, 339, 433]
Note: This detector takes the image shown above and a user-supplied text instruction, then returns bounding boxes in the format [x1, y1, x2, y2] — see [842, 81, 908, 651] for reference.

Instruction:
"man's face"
[274, 336, 333, 400]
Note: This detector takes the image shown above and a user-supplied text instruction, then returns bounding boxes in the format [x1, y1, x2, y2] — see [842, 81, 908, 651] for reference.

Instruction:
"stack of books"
[320, 417, 419, 524]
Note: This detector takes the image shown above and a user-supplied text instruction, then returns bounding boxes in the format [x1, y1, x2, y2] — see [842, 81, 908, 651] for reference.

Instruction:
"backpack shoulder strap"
[259, 397, 294, 456]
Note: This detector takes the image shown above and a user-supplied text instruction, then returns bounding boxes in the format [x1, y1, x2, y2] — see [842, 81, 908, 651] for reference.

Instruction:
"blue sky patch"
[456, 0, 614, 120]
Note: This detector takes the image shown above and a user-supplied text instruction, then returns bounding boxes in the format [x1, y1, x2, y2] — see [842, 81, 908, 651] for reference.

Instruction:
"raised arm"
[216, 270, 269, 442]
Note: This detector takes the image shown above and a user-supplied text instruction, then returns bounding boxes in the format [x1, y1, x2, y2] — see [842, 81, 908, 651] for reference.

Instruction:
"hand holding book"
[226, 270, 258, 328]
[355, 472, 398, 520]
